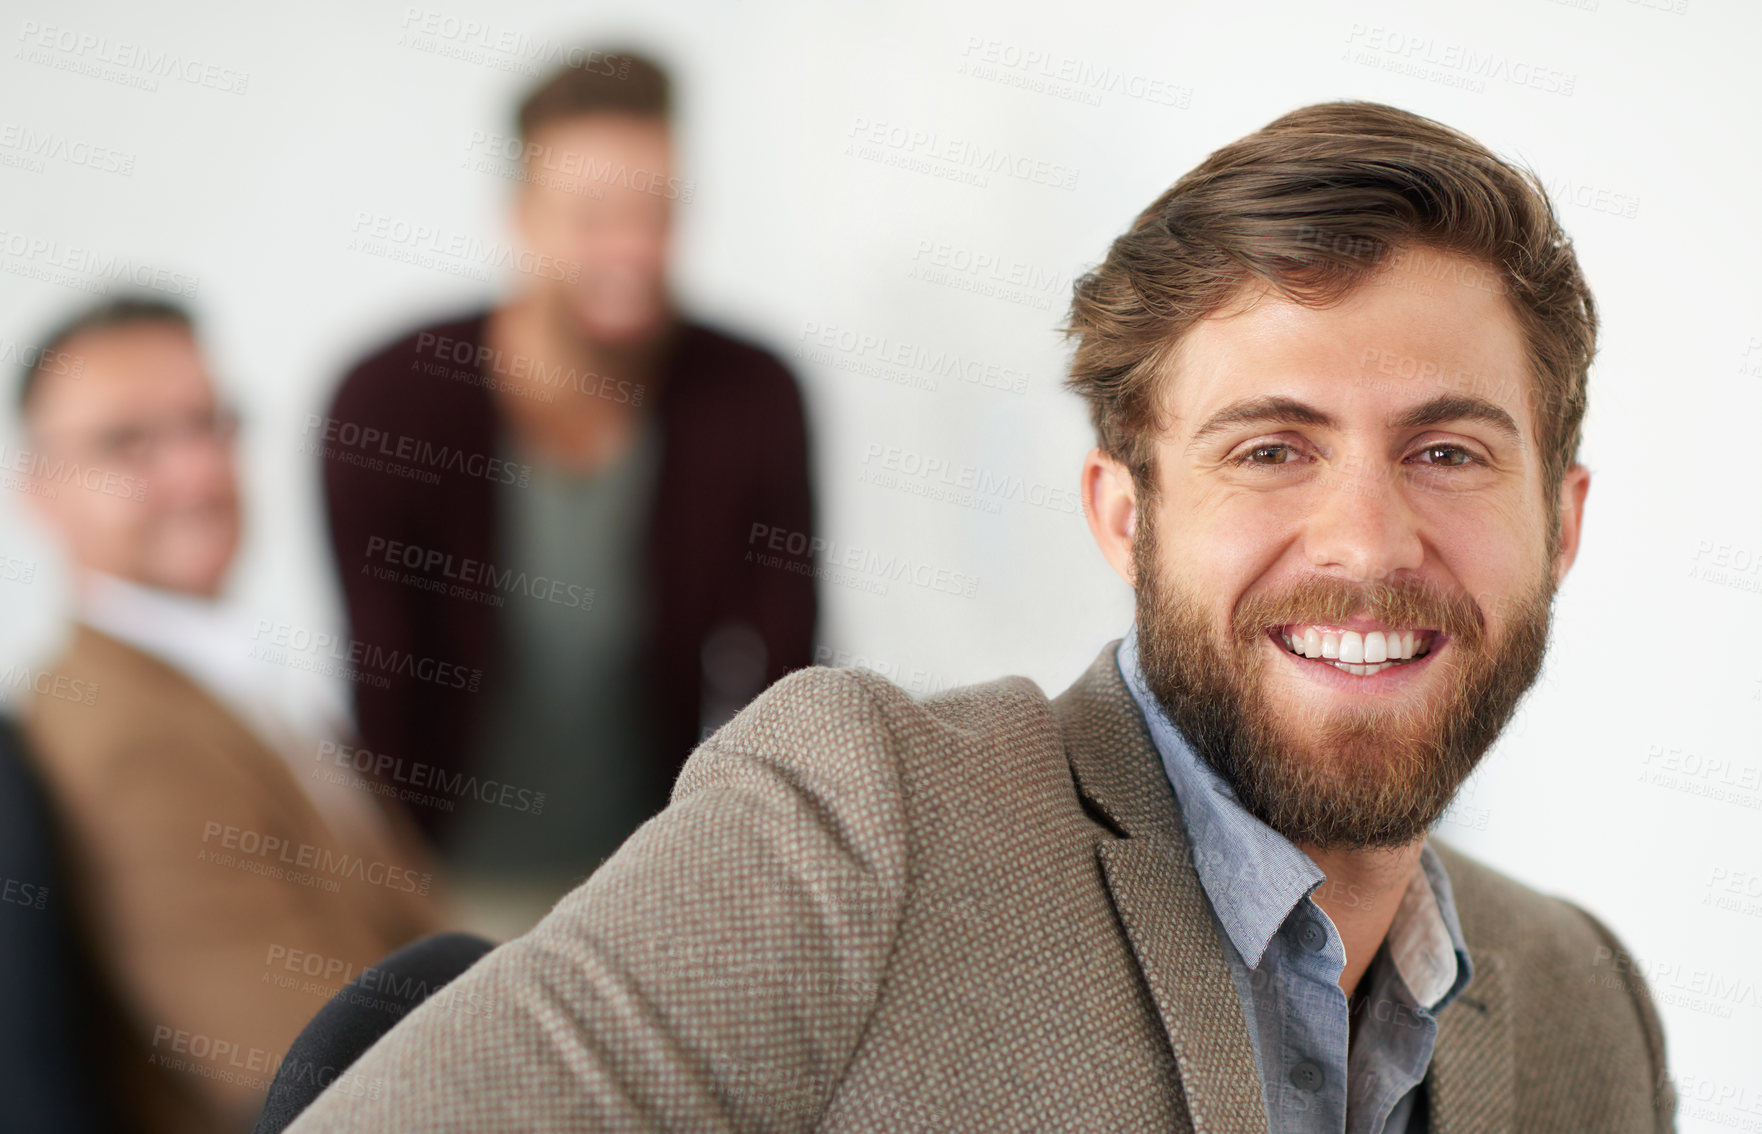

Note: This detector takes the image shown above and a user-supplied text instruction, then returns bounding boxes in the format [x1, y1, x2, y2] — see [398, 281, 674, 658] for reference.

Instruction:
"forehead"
[524, 114, 671, 165]
[33, 322, 212, 425]
[1162, 247, 1533, 437]
[521, 114, 673, 208]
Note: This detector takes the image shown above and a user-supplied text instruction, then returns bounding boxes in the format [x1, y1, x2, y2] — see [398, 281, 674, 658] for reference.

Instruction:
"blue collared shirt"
[1116, 625, 1473, 1134]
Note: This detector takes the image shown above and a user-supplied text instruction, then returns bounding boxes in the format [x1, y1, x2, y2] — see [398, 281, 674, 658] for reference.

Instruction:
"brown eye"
[1247, 444, 1292, 465]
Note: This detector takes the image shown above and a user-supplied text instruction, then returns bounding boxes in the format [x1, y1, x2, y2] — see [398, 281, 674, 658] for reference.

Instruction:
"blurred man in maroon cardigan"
[319, 51, 816, 932]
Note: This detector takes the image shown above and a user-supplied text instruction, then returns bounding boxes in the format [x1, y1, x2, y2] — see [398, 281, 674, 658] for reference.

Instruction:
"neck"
[1296, 838, 1425, 999]
[487, 290, 668, 469]
[495, 289, 668, 398]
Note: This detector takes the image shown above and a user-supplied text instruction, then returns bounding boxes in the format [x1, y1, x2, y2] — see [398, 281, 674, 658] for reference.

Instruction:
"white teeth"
[1281, 625, 1435, 670]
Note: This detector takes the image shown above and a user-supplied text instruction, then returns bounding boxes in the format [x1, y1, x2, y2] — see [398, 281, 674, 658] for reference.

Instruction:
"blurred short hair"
[16, 295, 195, 415]
[516, 50, 672, 140]
[1064, 100, 1595, 510]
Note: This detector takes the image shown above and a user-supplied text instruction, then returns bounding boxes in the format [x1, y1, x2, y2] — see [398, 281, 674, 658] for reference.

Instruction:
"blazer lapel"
[1054, 642, 1269, 1134]
[1428, 950, 1515, 1134]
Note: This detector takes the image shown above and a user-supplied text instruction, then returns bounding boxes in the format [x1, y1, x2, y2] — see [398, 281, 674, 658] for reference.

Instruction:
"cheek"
[101, 496, 151, 540]
[58, 493, 143, 556]
[640, 231, 672, 271]
[1153, 490, 1294, 614]
[1414, 491, 1549, 610]
[1174, 483, 1304, 565]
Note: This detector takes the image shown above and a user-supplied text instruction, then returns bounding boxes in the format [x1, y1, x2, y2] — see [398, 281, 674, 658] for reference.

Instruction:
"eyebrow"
[1185, 396, 1333, 452]
[1390, 394, 1521, 445]
[1185, 392, 1522, 451]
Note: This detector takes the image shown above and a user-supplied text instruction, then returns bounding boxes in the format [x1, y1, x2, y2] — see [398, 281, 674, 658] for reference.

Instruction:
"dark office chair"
[252, 930, 497, 1133]
[0, 715, 126, 1132]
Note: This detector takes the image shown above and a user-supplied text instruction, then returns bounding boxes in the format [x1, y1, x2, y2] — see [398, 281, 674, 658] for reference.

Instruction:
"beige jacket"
[290, 641, 1673, 1132]
[22, 625, 440, 1133]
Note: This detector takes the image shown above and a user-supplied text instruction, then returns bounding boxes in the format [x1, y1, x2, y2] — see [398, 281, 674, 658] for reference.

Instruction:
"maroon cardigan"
[320, 311, 817, 834]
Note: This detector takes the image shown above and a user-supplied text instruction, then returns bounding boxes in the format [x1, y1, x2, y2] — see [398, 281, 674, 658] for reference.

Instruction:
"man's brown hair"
[517, 50, 672, 140]
[1063, 100, 1595, 511]
[16, 295, 194, 415]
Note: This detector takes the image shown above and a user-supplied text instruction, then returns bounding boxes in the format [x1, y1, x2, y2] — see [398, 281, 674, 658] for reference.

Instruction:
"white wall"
[1, 0, 1756, 1120]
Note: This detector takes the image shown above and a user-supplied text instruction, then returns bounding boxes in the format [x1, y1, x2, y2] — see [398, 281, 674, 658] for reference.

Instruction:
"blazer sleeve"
[286, 665, 911, 1133]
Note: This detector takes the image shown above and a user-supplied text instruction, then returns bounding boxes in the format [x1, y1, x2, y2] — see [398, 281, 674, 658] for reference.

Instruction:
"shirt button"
[1289, 1061, 1324, 1093]
[1295, 919, 1327, 952]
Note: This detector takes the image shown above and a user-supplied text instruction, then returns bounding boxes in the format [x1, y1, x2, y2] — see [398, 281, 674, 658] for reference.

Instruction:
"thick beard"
[1132, 515, 1555, 851]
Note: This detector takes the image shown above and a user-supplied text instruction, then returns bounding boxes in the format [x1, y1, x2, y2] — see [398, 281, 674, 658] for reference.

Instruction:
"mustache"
[1231, 575, 1487, 649]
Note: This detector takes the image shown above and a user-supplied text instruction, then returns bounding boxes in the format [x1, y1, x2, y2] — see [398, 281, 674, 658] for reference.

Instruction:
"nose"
[1301, 456, 1424, 584]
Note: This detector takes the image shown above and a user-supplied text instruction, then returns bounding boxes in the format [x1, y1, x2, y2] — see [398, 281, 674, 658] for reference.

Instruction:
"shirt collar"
[76, 569, 347, 749]
[78, 569, 251, 703]
[1396, 847, 1471, 1009]
[1116, 623, 1471, 1007]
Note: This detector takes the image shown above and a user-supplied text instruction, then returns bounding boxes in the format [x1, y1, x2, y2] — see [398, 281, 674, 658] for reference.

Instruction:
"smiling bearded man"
[283, 102, 1673, 1134]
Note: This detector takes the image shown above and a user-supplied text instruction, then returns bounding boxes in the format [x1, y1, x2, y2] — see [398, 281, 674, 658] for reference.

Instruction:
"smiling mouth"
[1272, 624, 1438, 677]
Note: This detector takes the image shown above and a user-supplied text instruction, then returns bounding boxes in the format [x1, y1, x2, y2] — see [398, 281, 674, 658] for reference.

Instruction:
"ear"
[1082, 448, 1139, 588]
[1550, 463, 1591, 585]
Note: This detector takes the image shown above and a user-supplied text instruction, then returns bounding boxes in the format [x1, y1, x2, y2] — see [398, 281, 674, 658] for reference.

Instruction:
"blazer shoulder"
[674, 321, 804, 404]
[1434, 840, 1622, 963]
[673, 666, 895, 800]
[21, 632, 256, 791]
[676, 665, 1053, 801]
[1433, 840, 1672, 1111]
[329, 310, 491, 418]
[915, 671, 1056, 741]
[20, 634, 171, 748]
[682, 320, 794, 374]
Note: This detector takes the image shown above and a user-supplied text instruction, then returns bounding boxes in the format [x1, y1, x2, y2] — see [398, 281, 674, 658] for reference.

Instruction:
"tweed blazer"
[288, 642, 1674, 1132]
